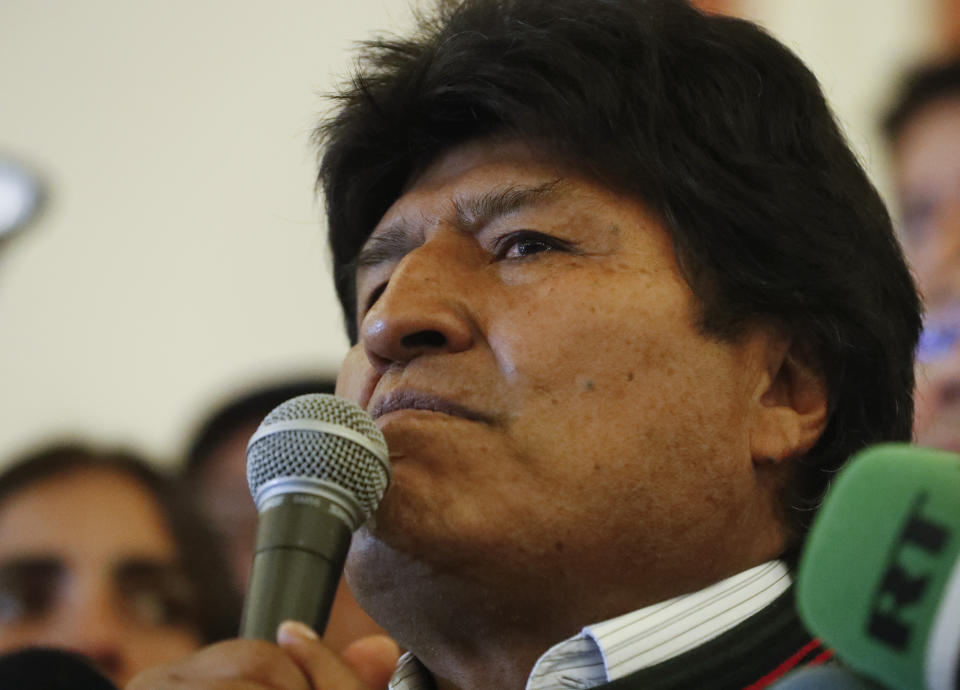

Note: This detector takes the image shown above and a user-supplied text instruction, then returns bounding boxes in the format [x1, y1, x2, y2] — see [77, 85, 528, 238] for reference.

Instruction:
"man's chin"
[347, 522, 433, 580]
[344, 524, 451, 625]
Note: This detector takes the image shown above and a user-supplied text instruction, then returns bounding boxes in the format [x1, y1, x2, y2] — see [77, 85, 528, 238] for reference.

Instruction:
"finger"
[277, 621, 392, 690]
[126, 638, 310, 690]
[341, 635, 402, 689]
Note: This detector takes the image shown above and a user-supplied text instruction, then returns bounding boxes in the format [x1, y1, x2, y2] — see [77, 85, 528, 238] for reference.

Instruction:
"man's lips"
[370, 389, 492, 423]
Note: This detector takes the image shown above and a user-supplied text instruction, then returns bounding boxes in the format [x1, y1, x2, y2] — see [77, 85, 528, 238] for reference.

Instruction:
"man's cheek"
[336, 345, 375, 405]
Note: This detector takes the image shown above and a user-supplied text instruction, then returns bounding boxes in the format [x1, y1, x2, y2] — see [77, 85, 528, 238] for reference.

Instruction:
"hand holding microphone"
[128, 393, 400, 689]
[127, 625, 400, 690]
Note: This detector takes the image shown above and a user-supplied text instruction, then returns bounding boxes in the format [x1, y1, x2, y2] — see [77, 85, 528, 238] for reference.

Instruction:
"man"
[883, 55, 960, 452]
[132, 0, 921, 688]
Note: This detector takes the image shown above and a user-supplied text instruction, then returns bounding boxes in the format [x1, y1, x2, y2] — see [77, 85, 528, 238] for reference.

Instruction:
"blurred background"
[0, 0, 955, 468]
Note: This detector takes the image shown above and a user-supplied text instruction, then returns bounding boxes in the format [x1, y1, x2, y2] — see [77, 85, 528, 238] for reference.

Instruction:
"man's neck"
[386, 580, 704, 690]
[430, 652, 537, 690]
[354, 525, 788, 690]
[386, 559, 794, 690]
[402, 606, 579, 690]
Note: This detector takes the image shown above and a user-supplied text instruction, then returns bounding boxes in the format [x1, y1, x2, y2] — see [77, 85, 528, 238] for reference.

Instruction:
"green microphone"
[797, 443, 960, 690]
[239, 394, 390, 641]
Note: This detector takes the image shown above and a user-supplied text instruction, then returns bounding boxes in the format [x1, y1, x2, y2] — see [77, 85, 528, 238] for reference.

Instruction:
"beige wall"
[0, 0, 939, 467]
[742, 0, 939, 207]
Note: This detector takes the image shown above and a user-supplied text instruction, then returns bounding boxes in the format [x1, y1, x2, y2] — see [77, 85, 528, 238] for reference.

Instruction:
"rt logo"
[867, 492, 951, 650]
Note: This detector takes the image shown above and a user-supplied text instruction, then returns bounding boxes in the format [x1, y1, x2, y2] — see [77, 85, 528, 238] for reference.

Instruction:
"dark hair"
[183, 378, 336, 479]
[316, 0, 921, 550]
[0, 442, 240, 642]
[883, 53, 960, 143]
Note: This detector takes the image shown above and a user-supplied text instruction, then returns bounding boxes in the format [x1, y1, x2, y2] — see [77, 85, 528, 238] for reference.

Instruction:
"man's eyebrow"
[354, 180, 566, 271]
[355, 220, 421, 269]
[453, 179, 565, 230]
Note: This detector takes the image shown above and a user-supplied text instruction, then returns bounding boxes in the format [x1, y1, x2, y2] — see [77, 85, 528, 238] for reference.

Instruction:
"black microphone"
[239, 393, 390, 640]
[0, 648, 118, 689]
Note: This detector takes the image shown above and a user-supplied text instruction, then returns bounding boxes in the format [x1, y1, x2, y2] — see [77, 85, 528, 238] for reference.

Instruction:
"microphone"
[239, 393, 390, 641]
[0, 648, 118, 689]
[796, 443, 960, 690]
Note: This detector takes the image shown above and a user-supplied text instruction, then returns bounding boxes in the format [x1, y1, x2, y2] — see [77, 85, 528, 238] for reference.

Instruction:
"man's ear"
[750, 336, 829, 466]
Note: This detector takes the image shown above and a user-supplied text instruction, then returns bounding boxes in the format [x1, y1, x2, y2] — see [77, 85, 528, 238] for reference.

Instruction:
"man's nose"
[361, 233, 476, 372]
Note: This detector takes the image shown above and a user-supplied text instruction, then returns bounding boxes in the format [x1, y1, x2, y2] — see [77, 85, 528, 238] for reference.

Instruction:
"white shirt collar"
[389, 560, 792, 690]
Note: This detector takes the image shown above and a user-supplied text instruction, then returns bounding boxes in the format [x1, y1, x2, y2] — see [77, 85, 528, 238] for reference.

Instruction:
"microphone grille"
[246, 393, 389, 520]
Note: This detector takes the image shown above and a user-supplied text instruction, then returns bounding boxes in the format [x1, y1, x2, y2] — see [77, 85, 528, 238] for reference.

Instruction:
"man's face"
[894, 97, 960, 449]
[338, 139, 788, 621]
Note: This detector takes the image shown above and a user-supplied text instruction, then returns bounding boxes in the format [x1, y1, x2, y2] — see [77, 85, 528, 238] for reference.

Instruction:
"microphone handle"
[240, 494, 352, 640]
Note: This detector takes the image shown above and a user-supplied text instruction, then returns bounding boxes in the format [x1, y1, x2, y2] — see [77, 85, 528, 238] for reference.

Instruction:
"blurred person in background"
[0, 442, 238, 687]
[884, 55, 960, 450]
[182, 378, 386, 651]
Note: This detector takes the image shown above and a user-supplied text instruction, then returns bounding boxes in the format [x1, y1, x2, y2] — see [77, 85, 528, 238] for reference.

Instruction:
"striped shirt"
[388, 560, 792, 690]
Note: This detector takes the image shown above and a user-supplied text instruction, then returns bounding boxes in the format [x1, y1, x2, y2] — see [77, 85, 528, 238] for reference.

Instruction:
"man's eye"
[363, 283, 387, 313]
[495, 231, 569, 259]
